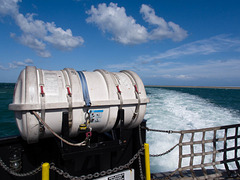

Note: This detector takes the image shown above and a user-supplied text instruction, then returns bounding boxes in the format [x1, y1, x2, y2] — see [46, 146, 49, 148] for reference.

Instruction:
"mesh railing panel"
[178, 123, 240, 179]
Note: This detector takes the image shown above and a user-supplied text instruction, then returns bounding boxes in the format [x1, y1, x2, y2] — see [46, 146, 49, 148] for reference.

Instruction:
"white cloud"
[17, 34, 50, 57]
[0, 0, 20, 16]
[140, 4, 187, 42]
[86, 3, 187, 45]
[158, 74, 192, 80]
[0, 59, 34, 70]
[24, 58, 33, 64]
[0, 0, 84, 57]
[137, 35, 240, 63]
[107, 63, 134, 70]
[106, 35, 240, 82]
[15, 13, 47, 38]
[86, 3, 148, 44]
[127, 59, 239, 82]
[139, 59, 240, 81]
[44, 22, 84, 50]
[176, 75, 192, 80]
[0, 65, 8, 70]
[170, 59, 240, 80]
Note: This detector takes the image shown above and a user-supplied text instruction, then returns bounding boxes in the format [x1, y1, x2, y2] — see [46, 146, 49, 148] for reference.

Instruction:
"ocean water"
[145, 87, 240, 172]
[0, 83, 18, 137]
[0, 83, 240, 172]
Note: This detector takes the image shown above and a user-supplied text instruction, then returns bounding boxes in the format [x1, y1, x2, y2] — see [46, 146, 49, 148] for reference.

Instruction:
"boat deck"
[152, 169, 239, 179]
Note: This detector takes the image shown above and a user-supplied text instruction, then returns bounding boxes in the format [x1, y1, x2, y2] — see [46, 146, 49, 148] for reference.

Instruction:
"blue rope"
[77, 71, 91, 106]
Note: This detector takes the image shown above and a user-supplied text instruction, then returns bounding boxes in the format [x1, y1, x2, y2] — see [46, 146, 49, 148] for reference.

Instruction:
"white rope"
[32, 111, 89, 147]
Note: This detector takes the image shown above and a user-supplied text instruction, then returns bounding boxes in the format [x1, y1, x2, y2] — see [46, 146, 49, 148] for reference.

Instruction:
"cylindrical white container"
[9, 66, 149, 143]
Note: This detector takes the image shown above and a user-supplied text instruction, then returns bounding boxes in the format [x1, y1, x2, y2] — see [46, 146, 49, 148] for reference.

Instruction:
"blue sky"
[0, 0, 240, 86]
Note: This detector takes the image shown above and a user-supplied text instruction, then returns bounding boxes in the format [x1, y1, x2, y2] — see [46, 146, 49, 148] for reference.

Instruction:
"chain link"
[142, 125, 180, 157]
[0, 158, 41, 177]
[138, 152, 145, 180]
[50, 146, 144, 180]
[141, 126, 181, 134]
[0, 134, 145, 180]
[150, 143, 179, 157]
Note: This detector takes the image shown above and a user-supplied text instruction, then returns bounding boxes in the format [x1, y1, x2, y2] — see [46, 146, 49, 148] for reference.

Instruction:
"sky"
[0, 0, 240, 86]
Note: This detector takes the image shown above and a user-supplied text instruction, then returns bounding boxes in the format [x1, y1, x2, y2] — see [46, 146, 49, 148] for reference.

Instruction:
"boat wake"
[145, 88, 240, 172]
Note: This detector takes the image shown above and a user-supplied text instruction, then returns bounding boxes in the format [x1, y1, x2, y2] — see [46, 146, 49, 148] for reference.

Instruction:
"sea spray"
[145, 87, 240, 172]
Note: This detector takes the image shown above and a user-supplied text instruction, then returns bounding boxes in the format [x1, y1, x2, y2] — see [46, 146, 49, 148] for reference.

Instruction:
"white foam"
[145, 88, 240, 172]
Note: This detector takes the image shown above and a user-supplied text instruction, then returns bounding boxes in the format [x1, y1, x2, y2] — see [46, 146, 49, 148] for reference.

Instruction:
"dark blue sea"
[0, 83, 240, 171]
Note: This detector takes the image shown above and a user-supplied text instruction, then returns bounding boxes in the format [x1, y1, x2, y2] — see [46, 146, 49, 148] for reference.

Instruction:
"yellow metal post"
[144, 143, 151, 180]
[42, 162, 50, 180]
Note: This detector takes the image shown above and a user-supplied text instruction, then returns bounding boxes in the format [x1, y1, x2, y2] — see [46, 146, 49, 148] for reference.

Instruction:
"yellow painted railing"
[144, 143, 151, 180]
[42, 162, 50, 180]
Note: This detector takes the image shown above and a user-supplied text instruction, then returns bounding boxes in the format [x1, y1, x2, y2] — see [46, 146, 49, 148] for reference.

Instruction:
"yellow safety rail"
[144, 143, 151, 180]
[42, 162, 50, 180]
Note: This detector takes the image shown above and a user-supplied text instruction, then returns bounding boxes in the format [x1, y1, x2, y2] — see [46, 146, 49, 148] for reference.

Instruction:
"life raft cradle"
[0, 113, 150, 180]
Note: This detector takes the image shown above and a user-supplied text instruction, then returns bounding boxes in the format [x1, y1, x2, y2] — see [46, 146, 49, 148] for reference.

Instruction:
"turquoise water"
[0, 83, 18, 137]
[158, 87, 240, 113]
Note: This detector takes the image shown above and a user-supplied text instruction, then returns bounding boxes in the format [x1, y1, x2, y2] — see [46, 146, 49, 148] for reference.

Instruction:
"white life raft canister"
[9, 66, 149, 143]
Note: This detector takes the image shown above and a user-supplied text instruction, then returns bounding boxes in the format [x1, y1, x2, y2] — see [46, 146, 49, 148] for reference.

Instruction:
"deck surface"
[151, 169, 240, 179]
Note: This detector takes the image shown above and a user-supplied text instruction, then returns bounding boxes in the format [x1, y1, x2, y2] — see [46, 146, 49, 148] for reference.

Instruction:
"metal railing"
[148, 123, 240, 179]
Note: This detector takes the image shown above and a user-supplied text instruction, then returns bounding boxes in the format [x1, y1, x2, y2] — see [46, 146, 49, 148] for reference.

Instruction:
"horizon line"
[145, 85, 240, 89]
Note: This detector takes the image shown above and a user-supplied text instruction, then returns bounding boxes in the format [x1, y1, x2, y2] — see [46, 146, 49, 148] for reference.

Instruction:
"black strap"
[113, 109, 124, 129]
